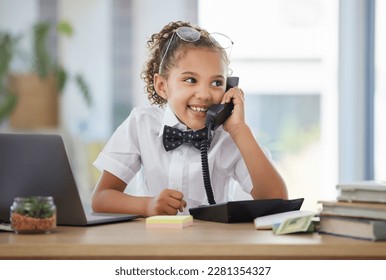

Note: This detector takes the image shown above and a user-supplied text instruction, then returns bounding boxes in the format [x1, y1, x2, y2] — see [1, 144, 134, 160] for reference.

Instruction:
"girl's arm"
[91, 170, 186, 216]
[222, 87, 288, 200]
[228, 124, 288, 199]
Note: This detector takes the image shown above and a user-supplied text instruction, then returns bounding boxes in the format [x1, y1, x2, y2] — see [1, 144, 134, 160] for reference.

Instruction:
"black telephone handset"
[199, 77, 239, 206]
[205, 77, 239, 131]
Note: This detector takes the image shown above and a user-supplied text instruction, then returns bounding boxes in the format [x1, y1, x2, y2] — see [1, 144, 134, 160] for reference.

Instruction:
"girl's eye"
[211, 80, 223, 87]
[184, 78, 197, 84]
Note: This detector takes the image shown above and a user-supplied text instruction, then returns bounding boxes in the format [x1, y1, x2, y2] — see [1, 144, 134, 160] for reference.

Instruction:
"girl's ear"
[153, 74, 168, 100]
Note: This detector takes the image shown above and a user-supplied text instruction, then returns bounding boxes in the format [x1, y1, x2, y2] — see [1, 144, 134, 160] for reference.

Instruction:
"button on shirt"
[94, 105, 253, 214]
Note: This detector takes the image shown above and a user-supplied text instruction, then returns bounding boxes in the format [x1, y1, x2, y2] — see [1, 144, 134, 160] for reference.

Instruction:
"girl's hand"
[221, 86, 246, 134]
[146, 189, 187, 216]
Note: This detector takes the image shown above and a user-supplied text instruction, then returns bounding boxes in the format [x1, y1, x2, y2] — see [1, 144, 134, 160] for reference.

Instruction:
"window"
[199, 0, 339, 209]
[375, 0, 386, 180]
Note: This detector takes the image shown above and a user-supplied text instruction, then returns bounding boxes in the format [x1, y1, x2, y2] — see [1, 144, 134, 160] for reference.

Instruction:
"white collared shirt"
[94, 105, 253, 213]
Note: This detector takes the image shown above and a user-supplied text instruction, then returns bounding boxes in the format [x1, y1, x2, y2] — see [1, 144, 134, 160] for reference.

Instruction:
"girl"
[91, 21, 288, 217]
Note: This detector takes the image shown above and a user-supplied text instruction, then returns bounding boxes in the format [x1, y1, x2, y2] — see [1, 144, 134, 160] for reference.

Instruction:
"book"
[319, 215, 386, 241]
[319, 200, 386, 220]
[254, 210, 316, 230]
[337, 180, 386, 203]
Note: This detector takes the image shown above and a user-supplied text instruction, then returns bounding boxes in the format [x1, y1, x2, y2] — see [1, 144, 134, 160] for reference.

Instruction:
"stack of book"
[318, 180, 386, 241]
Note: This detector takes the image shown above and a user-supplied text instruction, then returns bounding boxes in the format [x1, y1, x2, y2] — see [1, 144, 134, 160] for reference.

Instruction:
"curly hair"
[141, 21, 230, 106]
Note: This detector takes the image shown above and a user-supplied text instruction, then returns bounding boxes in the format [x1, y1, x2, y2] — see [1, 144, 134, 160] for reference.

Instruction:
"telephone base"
[189, 198, 304, 223]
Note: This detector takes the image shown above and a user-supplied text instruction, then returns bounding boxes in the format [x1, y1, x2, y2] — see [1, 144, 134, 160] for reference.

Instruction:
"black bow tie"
[162, 125, 209, 151]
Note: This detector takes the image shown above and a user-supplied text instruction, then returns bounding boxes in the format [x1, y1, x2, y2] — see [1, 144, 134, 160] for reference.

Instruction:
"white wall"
[59, 0, 112, 140]
[0, 0, 39, 72]
[0, 1, 38, 32]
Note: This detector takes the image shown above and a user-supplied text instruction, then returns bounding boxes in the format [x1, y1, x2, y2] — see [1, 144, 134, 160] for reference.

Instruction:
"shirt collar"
[158, 104, 188, 137]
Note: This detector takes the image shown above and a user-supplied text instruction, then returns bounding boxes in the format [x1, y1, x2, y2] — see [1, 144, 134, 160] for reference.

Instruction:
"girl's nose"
[195, 85, 212, 101]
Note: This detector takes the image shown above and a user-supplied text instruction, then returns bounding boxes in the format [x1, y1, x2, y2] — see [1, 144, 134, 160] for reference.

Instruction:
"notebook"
[0, 133, 140, 226]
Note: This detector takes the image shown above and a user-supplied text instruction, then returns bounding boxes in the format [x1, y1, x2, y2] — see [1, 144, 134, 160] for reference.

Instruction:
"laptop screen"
[0, 133, 91, 225]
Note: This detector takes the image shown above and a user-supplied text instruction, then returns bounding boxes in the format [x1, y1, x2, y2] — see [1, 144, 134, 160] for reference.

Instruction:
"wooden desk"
[1, 219, 385, 259]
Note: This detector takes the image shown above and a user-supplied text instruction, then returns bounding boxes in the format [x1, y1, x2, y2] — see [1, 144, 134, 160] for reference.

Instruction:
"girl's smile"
[188, 105, 208, 113]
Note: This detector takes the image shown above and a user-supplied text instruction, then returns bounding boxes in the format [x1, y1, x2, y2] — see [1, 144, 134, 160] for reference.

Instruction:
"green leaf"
[0, 32, 20, 79]
[14, 197, 54, 219]
[75, 74, 91, 105]
[55, 65, 68, 93]
[33, 22, 51, 78]
[0, 94, 17, 122]
[57, 21, 74, 37]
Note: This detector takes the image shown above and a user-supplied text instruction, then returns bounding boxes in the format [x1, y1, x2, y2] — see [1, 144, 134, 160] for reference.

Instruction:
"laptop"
[0, 133, 140, 226]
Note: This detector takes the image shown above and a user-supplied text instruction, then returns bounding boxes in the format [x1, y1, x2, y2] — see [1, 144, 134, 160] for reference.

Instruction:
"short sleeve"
[213, 132, 253, 195]
[94, 108, 142, 184]
[233, 145, 273, 195]
[233, 157, 253, 194]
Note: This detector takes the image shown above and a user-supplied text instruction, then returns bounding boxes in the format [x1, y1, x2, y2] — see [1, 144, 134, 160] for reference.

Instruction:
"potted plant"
[0, 20, 91, 129]
[10, 196, 56, 234]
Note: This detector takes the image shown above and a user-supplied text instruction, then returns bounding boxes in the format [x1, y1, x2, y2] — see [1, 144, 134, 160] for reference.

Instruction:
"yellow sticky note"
[146, 215, 193, 229]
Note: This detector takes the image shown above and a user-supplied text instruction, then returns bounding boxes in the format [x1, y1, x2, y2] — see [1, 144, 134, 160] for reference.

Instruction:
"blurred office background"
[0, 0, 384, 210]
